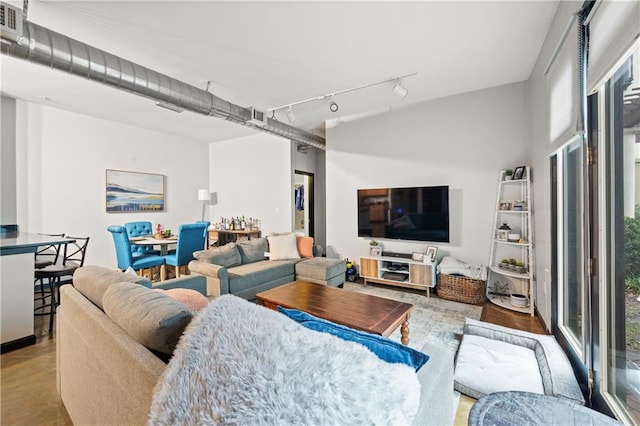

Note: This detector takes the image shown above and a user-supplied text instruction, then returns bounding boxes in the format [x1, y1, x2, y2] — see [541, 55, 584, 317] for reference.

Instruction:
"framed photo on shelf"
[499, 201, 512, 211]
[369, 246, 382, 256]
[512, 166, 526, 180]
[411, 252, 424, 262]
[425, 246, 438, 262]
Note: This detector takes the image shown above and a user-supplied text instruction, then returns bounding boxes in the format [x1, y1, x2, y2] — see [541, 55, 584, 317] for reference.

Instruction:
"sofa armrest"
[188, 260, 229, 296]
[151, 275, 207, 296]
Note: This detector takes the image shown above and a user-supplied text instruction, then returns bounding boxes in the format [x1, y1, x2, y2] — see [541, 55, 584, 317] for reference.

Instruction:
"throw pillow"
[236, 237, 268, 264]
[103, 282, 192, 355]
[193, 242, 241, 268]
[153, 288, 209, 312]
[267, 233, 300, 260]
[296, 235, 314, 258]
[278, 306, 429, 371]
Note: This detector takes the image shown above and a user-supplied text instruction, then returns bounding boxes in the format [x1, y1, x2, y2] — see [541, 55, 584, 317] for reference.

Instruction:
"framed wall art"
[106, 169, 165, 213]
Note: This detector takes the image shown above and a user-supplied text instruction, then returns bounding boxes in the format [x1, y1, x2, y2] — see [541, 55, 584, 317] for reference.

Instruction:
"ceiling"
[1, 1, 560, 144]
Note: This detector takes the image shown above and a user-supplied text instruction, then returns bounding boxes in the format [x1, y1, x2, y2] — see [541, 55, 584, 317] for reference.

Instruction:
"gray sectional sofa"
[188, 236, 346, 300]
[58, 265, 455, 425]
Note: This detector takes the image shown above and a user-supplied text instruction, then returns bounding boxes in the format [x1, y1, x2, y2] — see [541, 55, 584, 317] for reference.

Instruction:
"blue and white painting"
[106, 169, 165, 212]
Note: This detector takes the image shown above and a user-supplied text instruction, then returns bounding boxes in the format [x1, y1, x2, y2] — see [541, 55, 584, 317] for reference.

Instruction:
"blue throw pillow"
[277, 306, 429, 371]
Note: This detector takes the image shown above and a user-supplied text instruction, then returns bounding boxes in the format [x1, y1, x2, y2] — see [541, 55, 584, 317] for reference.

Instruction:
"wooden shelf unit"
[359, 255, 436, 296]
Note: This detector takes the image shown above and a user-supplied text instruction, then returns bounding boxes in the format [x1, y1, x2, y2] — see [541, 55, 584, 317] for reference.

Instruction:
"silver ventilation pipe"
[1, 20, 326, 150]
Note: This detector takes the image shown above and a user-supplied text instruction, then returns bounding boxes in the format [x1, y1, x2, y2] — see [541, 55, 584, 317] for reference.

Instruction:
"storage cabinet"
[359, 256, 436, 296]
[487, 167, 535, 315]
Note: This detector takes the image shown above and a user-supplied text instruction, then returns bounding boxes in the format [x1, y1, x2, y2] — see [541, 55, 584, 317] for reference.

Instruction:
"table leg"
[401, 320, 410, 345]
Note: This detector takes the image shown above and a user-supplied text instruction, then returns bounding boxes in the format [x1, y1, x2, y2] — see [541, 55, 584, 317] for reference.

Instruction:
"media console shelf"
[359, 255, 436, 296]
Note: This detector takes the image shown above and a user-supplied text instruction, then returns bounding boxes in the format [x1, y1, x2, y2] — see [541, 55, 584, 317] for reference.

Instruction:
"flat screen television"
[357, 185, 449, 243]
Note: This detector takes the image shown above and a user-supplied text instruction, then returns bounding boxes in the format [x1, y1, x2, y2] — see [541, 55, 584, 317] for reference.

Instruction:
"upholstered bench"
[295, 257, 346, 287]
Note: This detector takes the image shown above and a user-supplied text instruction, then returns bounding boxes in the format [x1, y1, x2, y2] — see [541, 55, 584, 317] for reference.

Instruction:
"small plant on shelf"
[504, 169, 514, 180]
[369, 240, 379, 246]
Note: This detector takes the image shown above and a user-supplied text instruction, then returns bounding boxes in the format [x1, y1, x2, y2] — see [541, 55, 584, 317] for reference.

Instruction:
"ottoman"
[296, 257, 346, 287]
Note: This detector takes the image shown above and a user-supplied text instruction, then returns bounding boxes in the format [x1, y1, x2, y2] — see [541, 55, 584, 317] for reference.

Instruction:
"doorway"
[294, 171, 314, 237]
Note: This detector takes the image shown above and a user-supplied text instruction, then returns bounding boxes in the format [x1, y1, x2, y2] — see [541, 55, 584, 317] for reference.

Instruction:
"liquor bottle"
[241, 215, 246, 230]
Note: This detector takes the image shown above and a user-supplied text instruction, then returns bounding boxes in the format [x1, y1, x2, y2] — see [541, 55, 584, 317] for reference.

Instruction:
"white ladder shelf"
[487, 167, 535, 316]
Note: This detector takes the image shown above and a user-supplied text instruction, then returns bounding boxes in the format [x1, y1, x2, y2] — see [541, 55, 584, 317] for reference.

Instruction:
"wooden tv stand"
[359, 255, 436, 297]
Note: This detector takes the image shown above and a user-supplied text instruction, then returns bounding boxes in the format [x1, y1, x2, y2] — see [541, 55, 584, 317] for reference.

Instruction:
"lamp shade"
[198, 189, 211, 201]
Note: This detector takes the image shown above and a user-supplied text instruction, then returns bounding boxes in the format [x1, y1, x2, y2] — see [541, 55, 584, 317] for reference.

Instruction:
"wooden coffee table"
[256, 280, 413, 345]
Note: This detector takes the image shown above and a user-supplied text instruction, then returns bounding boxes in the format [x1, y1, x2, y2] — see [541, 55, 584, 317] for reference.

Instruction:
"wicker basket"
[437, 273, 487, 305]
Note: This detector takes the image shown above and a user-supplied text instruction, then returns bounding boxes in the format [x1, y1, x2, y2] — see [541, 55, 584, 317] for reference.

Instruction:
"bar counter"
[1, 233, 74, 352]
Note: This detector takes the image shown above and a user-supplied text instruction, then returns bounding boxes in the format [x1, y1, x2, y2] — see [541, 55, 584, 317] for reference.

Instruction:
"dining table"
[129, 235, 178, 256]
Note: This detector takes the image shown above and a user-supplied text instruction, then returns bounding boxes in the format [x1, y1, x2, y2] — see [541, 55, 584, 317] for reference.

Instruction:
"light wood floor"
[1, 293, 545, 425]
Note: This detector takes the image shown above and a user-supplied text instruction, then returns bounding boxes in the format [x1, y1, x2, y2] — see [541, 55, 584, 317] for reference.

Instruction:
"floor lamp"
[198, 189, 210, 221]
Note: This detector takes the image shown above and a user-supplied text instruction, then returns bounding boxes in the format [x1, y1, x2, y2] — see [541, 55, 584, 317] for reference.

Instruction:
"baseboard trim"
[1, 334, 36, 354]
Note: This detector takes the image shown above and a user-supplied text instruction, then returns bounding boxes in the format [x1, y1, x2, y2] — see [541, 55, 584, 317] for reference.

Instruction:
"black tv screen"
[357, 186, 449, 243]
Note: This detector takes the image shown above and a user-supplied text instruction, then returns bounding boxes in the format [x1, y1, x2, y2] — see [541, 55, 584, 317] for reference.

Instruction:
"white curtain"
[585, 0, 640, 93]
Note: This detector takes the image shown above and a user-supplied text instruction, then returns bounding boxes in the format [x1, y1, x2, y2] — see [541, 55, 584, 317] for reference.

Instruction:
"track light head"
[329, 101, 339, 112]
[286, 105, 296, 122]
[392, 80, 408, 98]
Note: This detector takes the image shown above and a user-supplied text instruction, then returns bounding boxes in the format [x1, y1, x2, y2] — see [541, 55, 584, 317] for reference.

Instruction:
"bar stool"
[34, 236, 90, 333]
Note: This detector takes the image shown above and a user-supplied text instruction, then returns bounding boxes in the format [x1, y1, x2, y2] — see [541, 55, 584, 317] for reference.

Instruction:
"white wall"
[326, 82, 529, 267]
[1, 96, 17, 228]
[14, 102, 209, 268]
[527, 1, 582, 327]
[208, 133, 293, 234]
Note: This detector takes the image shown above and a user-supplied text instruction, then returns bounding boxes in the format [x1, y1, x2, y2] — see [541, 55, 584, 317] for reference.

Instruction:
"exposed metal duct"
[1, 17, 326, 150]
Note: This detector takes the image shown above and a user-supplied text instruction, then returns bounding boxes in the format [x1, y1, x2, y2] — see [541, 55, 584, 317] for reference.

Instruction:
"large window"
[561, 138, 586, 351]
[601, 47, 640, 425]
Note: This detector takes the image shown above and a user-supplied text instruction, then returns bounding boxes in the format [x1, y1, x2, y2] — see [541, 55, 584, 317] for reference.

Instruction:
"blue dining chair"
[195, 220, 211, 249]
[163, 223, 208, 277]
[107, 225, 165, 280]
[124, 221, 159, 256]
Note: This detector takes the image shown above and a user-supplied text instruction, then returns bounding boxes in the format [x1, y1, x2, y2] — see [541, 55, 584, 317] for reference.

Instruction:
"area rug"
[343, 282, 483, 354]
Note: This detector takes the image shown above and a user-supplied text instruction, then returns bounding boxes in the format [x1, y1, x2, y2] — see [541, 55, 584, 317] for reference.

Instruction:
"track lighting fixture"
[267, 72, 416, 118]
[286, 105, 296, 122]
[392, 79, 408, 98]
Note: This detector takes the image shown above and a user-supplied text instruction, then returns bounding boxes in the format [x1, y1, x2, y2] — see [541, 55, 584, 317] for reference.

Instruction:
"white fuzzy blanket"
[148, 295, 420, 425]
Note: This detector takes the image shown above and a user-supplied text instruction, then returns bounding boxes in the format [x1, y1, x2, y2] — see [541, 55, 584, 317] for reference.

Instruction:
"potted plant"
[505, 169, 514, 181]
[499, 258, 510, 269]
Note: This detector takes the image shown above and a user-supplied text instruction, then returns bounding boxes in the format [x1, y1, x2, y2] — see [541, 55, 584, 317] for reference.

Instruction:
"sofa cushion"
[228, 260, 295, 294]
[193, 242, 241, 268]
[296, 235, 314, 258]
[236, 237, 268, 264]
[103, 282, 192, 355]
[154, 288, 209, 312]
[267, 233, 300, 260]
[73, 265, 152, 310]
[295, 257, 346, 281]
[278, 306, 429, 371]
